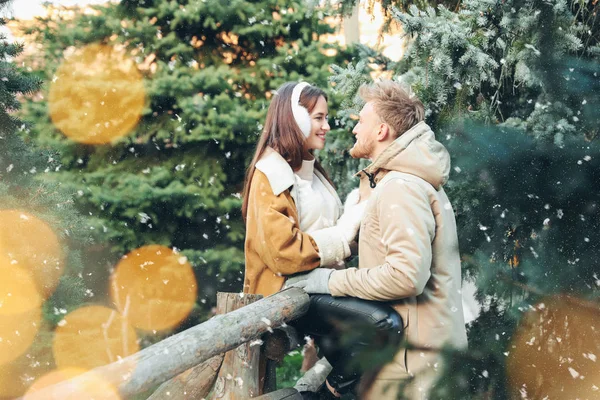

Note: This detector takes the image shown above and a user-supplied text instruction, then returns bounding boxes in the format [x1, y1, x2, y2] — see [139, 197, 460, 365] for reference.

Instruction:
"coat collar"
[255, 147, 295, 196]
[355, 121, 450, 190]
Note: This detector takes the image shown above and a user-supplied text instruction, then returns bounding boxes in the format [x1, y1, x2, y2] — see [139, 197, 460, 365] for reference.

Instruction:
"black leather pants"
[291, 295, 403, 395]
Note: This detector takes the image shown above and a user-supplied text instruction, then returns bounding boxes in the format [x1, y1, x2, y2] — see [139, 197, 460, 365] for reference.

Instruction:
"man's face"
[349, 101, 380, 159]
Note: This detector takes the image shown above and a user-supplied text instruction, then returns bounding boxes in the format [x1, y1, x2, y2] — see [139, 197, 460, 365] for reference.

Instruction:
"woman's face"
[303, 95, 330, 153]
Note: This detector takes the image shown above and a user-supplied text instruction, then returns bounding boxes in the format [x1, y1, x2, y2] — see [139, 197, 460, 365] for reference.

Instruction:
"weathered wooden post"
[21, 288, 309, 400]
[211, 292, 263, 399]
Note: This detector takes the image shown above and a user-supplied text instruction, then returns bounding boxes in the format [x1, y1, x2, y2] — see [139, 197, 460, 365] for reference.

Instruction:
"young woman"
[242, 82, 363, 297]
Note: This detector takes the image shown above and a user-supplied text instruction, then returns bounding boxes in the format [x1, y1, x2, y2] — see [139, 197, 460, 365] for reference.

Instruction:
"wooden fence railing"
[22, 288, 320, 400]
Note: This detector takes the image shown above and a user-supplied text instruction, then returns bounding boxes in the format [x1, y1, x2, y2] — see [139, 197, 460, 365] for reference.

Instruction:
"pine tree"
[329, 0, 600, 398]
[1, 1, 92, 397]
[19, 1, 354, 322]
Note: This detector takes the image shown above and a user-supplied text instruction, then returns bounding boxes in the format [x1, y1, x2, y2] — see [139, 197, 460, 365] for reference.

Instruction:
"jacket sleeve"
[309, 227, 351, 268]
[252, 177, 321, 277]
[328, 179, 435, 300]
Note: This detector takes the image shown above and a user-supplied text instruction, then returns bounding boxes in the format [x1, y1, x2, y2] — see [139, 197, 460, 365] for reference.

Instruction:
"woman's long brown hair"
[241, 82, 334, 221]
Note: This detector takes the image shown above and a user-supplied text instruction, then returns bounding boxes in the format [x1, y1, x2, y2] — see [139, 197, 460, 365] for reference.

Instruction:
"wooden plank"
[21, 288, 309, 400]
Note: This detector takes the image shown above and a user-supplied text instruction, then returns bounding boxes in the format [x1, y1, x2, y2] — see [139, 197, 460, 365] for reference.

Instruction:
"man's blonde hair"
[358, 80, 424, 138]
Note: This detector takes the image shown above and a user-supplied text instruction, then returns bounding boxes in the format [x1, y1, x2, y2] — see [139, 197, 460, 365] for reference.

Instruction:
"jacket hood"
[361, 121, 450, 190]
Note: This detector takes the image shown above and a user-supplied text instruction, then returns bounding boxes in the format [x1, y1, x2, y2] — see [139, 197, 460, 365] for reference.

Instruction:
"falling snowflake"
[139, 213, 151, 224]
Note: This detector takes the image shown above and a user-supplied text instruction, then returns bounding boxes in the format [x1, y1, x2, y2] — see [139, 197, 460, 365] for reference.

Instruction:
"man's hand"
[285, 268, 334, 294]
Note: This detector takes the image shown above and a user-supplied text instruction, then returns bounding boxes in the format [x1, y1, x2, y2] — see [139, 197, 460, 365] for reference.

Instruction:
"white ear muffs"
[291, 82, 312, 138]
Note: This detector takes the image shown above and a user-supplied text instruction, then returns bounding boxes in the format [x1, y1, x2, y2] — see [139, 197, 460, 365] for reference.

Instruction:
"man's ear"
[376, 123, 391, 142]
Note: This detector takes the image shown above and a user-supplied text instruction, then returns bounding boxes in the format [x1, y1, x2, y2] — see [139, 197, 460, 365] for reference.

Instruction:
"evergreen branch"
[499, 274, 600, 314]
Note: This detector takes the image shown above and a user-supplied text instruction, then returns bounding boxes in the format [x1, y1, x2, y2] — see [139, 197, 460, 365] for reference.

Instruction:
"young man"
[289, 80, 468, 399]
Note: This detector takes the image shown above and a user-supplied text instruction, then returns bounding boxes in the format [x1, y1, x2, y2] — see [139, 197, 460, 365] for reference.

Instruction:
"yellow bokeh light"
[0, 209, 64, 299]
[110, 245, 197, 331]
[0, 360, 33, 398]
[49, 43, 145, 144]
[0, 263, 42, 315]
[52, 306, 139, 371]
[24, 368, 121, 400]
[0, 299, 41, 366]
[507, 296, 600, 399]
[0, 252, 42, 365]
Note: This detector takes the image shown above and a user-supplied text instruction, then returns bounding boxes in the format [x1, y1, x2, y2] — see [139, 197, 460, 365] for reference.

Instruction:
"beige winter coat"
[328, 121, 468, 399]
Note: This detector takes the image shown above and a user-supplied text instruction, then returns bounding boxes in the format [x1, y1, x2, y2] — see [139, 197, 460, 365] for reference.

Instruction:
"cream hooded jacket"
[328, 121, 468, 399]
